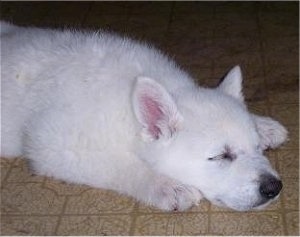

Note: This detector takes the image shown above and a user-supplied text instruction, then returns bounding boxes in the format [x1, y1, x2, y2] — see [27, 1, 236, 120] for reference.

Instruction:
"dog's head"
[132, 66, 287, 211]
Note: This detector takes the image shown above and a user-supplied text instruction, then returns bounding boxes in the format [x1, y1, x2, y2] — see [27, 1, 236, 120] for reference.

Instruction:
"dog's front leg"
[112, 159, 203, 211]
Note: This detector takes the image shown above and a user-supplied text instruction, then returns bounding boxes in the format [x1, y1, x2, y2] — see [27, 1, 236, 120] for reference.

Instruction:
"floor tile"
[270, 104, 298, 126]
[6, 159, 45, 183]
[210, 212, 284, 235]
[173, 2, 215, 14]
[1, 183, 66, 215]
[169, 14, 214, 39]
[133, 213, 209, 235]
[277, 149, 299, 179]
[56, 215, 132, 235]
[263, 36, 299, 67]
[1, 216, 59, 235]
[213, 12, 258, 38]
[127, 1, 172, 15]
[285, 211, 299, 235]
[280, 125, 299, 150]
[43, 178, 90, 196]
[259, 12, 299, 37]
[214, 2, 256, 13]
[64, 189, 135, 214]
[282, 177, 299, 211]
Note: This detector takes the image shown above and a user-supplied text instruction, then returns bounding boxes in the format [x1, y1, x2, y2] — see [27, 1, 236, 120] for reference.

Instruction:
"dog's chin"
[252, 195, 280, 210]
[211, 197, 277, 212]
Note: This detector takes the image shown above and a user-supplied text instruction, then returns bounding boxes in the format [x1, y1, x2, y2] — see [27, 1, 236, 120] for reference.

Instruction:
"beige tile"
[84, 14, 128, 33]
[282, 178, 299, 211]
[169, 14, 214, 39]
[265, 65, 299, 104]
[0, 2, 48, 25]
[259, 12, 298, 37]
[6, 160, 45, 183]
[213, 36, 261, 58]
[280, 125, 299, 150]
[258, 2, 299, 13]
[214, 2, 256, 13]
[277, 150, 299, 179]
[128, 1, 172, 15]
[210, 212, 284, 235]
[213, 13, 258, 38]
[1, 166, 10, 183]
[166, 36, 214, 67]
[90, 2, 128, 15]
[43, 178, 90, 196]
[285, 211, 299, 235]
[1, 216, 59, 235]
[1, 183, 66, 215]
[268, 89, 299, 105]
[263, 36, 298, 67]
[64, 189, 135, 214]
[202, 77, 220, 88]
[133, 213, 209, 235]
[245, 86, 268, 103]
[39, 2, 91, 27]
[270, 104, 299, 126]
[247, 102, 268, 115]
[264, 150, 278, 167]
[1, 159, 14, 183]
[56, 215, 132, 235]
[173, 2, 215, 14]
[127, 15, 169, 43]
[175, 66, 213, 85]
[265, 64, 299, 85]
[0, 158, 16, 167]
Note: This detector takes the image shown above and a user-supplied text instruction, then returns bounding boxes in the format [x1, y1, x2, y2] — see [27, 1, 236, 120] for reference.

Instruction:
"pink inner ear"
[141, 95, 164, 139]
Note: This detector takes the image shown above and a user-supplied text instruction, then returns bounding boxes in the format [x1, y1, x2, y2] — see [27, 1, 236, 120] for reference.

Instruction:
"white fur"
[1, 22, 288, 211]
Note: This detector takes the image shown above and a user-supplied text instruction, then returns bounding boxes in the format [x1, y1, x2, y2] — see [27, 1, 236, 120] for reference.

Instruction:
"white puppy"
[1, 22, 288, 211]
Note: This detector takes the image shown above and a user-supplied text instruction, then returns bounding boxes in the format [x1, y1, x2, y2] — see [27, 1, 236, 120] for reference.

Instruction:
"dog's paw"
[147, 176, 203, 211]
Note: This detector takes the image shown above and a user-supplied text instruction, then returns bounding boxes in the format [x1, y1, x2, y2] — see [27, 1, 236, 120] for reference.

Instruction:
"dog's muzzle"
[259, 174, 282, 199]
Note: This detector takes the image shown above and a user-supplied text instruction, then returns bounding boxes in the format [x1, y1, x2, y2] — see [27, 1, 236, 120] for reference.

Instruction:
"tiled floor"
[1, 2, 299, 235]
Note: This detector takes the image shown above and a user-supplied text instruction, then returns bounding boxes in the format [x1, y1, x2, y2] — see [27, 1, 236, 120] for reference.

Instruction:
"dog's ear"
[252, 114, 288, 150]
[132, 76, 183, 141]
[218, 65, 244, 101]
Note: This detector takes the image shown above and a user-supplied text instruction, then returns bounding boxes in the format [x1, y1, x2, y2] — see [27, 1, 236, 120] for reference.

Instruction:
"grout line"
[2, 209, 293, 218]
[255, 4, 289, 235]
[128, 202, 140, 235]
[0, 164, 13, 187]
[161, 1, 175, 49]
[81, 2, 94, 27]
[53, 196, 73, 235]
[254, 4, 272, 117]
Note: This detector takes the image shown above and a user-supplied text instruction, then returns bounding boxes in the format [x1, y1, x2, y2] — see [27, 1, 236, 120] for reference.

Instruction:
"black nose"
[259, 175, 283, 199]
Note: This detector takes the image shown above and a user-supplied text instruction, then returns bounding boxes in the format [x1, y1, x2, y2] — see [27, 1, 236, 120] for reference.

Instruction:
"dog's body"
[1, 22, 288, 211]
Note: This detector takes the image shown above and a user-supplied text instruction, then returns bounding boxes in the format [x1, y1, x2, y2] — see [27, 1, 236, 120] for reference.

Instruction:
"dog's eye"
[221, 152, 236, 161]
[208, 151, 236, 161]
[208, 145, 236, 161]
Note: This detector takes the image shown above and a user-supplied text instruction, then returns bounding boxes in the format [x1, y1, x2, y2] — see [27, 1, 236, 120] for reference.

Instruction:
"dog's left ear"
[218, 65, 244, 101]
[252, 115, 288, 150]
[132, 76, 183, 142]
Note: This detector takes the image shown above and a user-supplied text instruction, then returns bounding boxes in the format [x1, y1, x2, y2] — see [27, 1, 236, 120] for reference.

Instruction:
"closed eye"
[208, 146, 236, 161]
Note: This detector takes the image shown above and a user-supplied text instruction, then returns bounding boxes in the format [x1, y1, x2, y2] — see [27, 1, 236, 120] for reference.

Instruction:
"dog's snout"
[259, 175, 282, 199]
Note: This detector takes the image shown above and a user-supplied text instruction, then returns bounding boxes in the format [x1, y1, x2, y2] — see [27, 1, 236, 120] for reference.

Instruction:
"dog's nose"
[259, 175, 282, 199]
